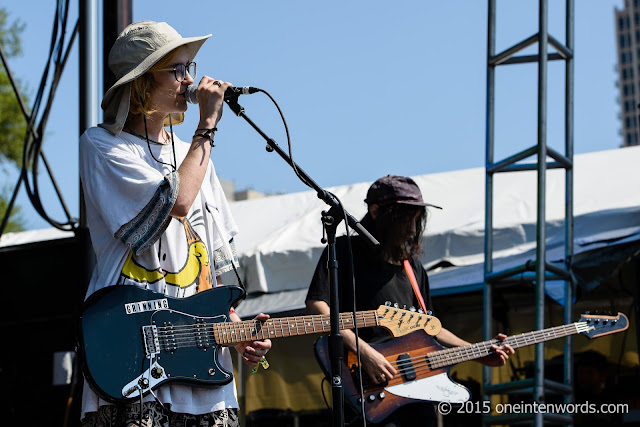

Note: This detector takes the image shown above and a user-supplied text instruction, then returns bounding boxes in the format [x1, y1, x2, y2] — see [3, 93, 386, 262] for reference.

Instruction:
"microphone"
[185, 85, 259, 104]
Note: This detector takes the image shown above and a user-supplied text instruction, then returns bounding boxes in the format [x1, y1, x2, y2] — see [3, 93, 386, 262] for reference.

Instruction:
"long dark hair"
[364, 204, 427, 262]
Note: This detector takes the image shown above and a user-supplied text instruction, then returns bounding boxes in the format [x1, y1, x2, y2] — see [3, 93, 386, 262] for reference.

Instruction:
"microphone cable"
[227, 88, 314, 190]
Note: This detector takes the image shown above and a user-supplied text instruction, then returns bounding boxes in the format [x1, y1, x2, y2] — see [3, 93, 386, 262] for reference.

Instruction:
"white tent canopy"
[230, 146, 640, 316]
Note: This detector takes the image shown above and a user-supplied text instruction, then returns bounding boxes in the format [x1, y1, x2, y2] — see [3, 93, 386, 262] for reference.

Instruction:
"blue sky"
[2, 1, 624, 231]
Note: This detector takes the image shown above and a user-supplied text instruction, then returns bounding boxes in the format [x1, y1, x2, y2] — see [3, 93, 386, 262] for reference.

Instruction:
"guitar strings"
[152, 312, 383, 348]
[149, 319, 582, 360]
[369, 323, 582, 382]
[148, 307, 435, 350]
[151, 317, 383, 351]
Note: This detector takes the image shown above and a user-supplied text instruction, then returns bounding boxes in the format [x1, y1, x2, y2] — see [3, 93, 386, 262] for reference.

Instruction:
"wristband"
[193, 127, 217, 147]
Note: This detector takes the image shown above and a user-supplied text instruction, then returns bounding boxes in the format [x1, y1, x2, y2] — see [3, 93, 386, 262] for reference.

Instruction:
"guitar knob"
[379, 392, 385, 400]
[368, 394, 376, 402]
[138, 378, 149, 389]
[151, 367, 163, 379]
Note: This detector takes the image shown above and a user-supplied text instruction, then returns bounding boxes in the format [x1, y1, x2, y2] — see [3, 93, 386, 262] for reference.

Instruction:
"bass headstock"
[578, 312, 629, 339]
[376, 303, 442, 337]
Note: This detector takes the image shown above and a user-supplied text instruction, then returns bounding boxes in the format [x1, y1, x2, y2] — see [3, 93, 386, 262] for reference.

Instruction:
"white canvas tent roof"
[231, 145, 640, 317]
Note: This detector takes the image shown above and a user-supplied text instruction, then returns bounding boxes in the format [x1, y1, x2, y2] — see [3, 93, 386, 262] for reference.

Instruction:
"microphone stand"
[225, 97, 379, 427]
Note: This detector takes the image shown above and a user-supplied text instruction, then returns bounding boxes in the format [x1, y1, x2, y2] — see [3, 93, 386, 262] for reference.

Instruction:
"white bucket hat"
[100, 21, 211, 135]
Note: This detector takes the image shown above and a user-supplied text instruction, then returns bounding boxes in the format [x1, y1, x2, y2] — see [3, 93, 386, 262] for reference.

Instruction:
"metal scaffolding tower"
[482, 1, 575, 425]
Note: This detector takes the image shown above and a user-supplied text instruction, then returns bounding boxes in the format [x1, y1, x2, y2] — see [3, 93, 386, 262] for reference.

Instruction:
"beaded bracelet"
[251, 356, 270, 374]
[193, 127, 217, 147]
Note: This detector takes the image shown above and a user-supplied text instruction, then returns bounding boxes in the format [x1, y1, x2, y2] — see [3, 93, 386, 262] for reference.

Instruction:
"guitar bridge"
[142, 325, 160, 357]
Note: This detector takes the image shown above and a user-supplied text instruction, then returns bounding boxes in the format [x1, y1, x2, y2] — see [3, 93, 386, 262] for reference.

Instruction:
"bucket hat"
[100, 21, 211, 135]
[365, 175, 442, 209]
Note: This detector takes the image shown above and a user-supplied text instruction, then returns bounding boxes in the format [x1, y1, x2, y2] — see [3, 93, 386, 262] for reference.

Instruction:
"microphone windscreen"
[185, 85, 198, 104]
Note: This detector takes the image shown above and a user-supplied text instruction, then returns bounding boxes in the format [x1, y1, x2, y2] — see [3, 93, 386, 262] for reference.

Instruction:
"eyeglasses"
[157, 61, 197, 82]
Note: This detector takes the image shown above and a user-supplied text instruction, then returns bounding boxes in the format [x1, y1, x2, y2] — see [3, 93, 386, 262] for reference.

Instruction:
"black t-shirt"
[306, 233, 433, 344]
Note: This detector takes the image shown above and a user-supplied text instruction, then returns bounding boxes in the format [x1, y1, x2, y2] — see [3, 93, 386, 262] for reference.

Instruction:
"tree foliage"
[0, 8, 27, 232]
[0, 8, 27, 167]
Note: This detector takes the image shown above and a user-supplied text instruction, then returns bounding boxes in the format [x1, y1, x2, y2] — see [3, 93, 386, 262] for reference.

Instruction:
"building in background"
[616, 0, 640, 146]
[220, 178, 275, 201]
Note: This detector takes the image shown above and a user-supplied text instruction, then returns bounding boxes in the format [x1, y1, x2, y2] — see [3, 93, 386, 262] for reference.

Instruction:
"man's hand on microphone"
[195, 76, 232, 130]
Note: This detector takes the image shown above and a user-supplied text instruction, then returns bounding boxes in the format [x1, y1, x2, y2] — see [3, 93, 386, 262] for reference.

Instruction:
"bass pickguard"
[386, 372, 470, 402]
[314, 332, 469, 424]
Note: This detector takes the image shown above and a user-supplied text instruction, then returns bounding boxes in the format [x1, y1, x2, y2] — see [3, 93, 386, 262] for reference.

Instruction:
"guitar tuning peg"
[426, 310, 433, 316]
[410, 306, 416, 312]
[402, 305, 407, 310]
[393, 303, 399, 308]
[417, 308, 424, 314]
[385, 301, 392, 306]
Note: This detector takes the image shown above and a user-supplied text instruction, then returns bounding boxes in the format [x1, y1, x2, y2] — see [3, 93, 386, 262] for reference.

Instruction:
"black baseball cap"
[364, 175, 442, 209]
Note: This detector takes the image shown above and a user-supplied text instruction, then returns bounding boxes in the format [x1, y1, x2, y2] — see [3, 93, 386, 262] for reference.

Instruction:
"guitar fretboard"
[427, 322, 586, 369]
[213, 311, 381, 345]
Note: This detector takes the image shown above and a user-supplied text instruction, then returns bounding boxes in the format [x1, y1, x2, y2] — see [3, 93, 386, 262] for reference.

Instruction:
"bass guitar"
[314, 312, 629, 423]
[80, 285, 443, 402]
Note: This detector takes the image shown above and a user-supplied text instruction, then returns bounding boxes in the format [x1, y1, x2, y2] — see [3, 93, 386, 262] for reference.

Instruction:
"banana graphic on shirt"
[120, 215, 214, 292]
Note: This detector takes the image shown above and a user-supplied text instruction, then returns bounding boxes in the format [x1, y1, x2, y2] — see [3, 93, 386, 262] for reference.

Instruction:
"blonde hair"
[128, 47, 186, 125]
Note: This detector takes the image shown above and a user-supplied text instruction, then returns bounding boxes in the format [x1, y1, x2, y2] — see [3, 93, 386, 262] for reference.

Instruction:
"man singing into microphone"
[79, 21, 271, 426]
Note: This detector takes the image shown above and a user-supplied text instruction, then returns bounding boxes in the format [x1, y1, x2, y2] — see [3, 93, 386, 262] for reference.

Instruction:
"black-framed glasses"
[157, 61, 196, 82]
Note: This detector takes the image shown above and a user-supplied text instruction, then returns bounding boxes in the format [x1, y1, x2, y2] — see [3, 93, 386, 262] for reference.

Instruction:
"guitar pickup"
[396, 353, 416, 381]
[142, 325, 160, 357]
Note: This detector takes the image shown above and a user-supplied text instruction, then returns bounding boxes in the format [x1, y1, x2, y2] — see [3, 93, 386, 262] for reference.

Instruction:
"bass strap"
[403, 259, 428, 314]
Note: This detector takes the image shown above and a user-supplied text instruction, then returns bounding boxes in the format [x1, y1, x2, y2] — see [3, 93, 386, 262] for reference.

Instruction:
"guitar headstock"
[376, 304, 442, 337]
[578, 312, 629, 339]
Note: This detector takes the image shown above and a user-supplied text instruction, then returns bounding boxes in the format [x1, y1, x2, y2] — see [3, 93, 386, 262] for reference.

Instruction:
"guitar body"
[314, 331, 471, 423]
[80, 285, 245, 403]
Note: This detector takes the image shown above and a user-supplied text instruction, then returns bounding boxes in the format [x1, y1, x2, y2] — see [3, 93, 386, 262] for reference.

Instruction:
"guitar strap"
[207, 203, 246, 292]
[403, 259, 428, 313]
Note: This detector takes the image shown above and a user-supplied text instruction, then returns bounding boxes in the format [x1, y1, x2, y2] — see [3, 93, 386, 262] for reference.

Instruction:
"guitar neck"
[428, 322, 585, 369]
[214, 310, 380, 346]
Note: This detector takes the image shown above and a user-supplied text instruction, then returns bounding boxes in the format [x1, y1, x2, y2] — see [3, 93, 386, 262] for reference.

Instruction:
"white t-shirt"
[79, 126, 240, 417]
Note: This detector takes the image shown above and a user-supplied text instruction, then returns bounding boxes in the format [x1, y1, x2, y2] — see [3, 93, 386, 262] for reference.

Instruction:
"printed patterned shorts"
[81, 402, 239, 427]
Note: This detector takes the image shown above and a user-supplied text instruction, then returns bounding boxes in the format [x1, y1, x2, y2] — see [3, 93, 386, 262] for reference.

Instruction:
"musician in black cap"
[306, 174, 514, 427]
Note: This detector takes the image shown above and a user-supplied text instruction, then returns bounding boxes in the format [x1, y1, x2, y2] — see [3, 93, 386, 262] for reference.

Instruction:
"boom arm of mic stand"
[226, 97, 379, 427]
[225, 97, 379, 247]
